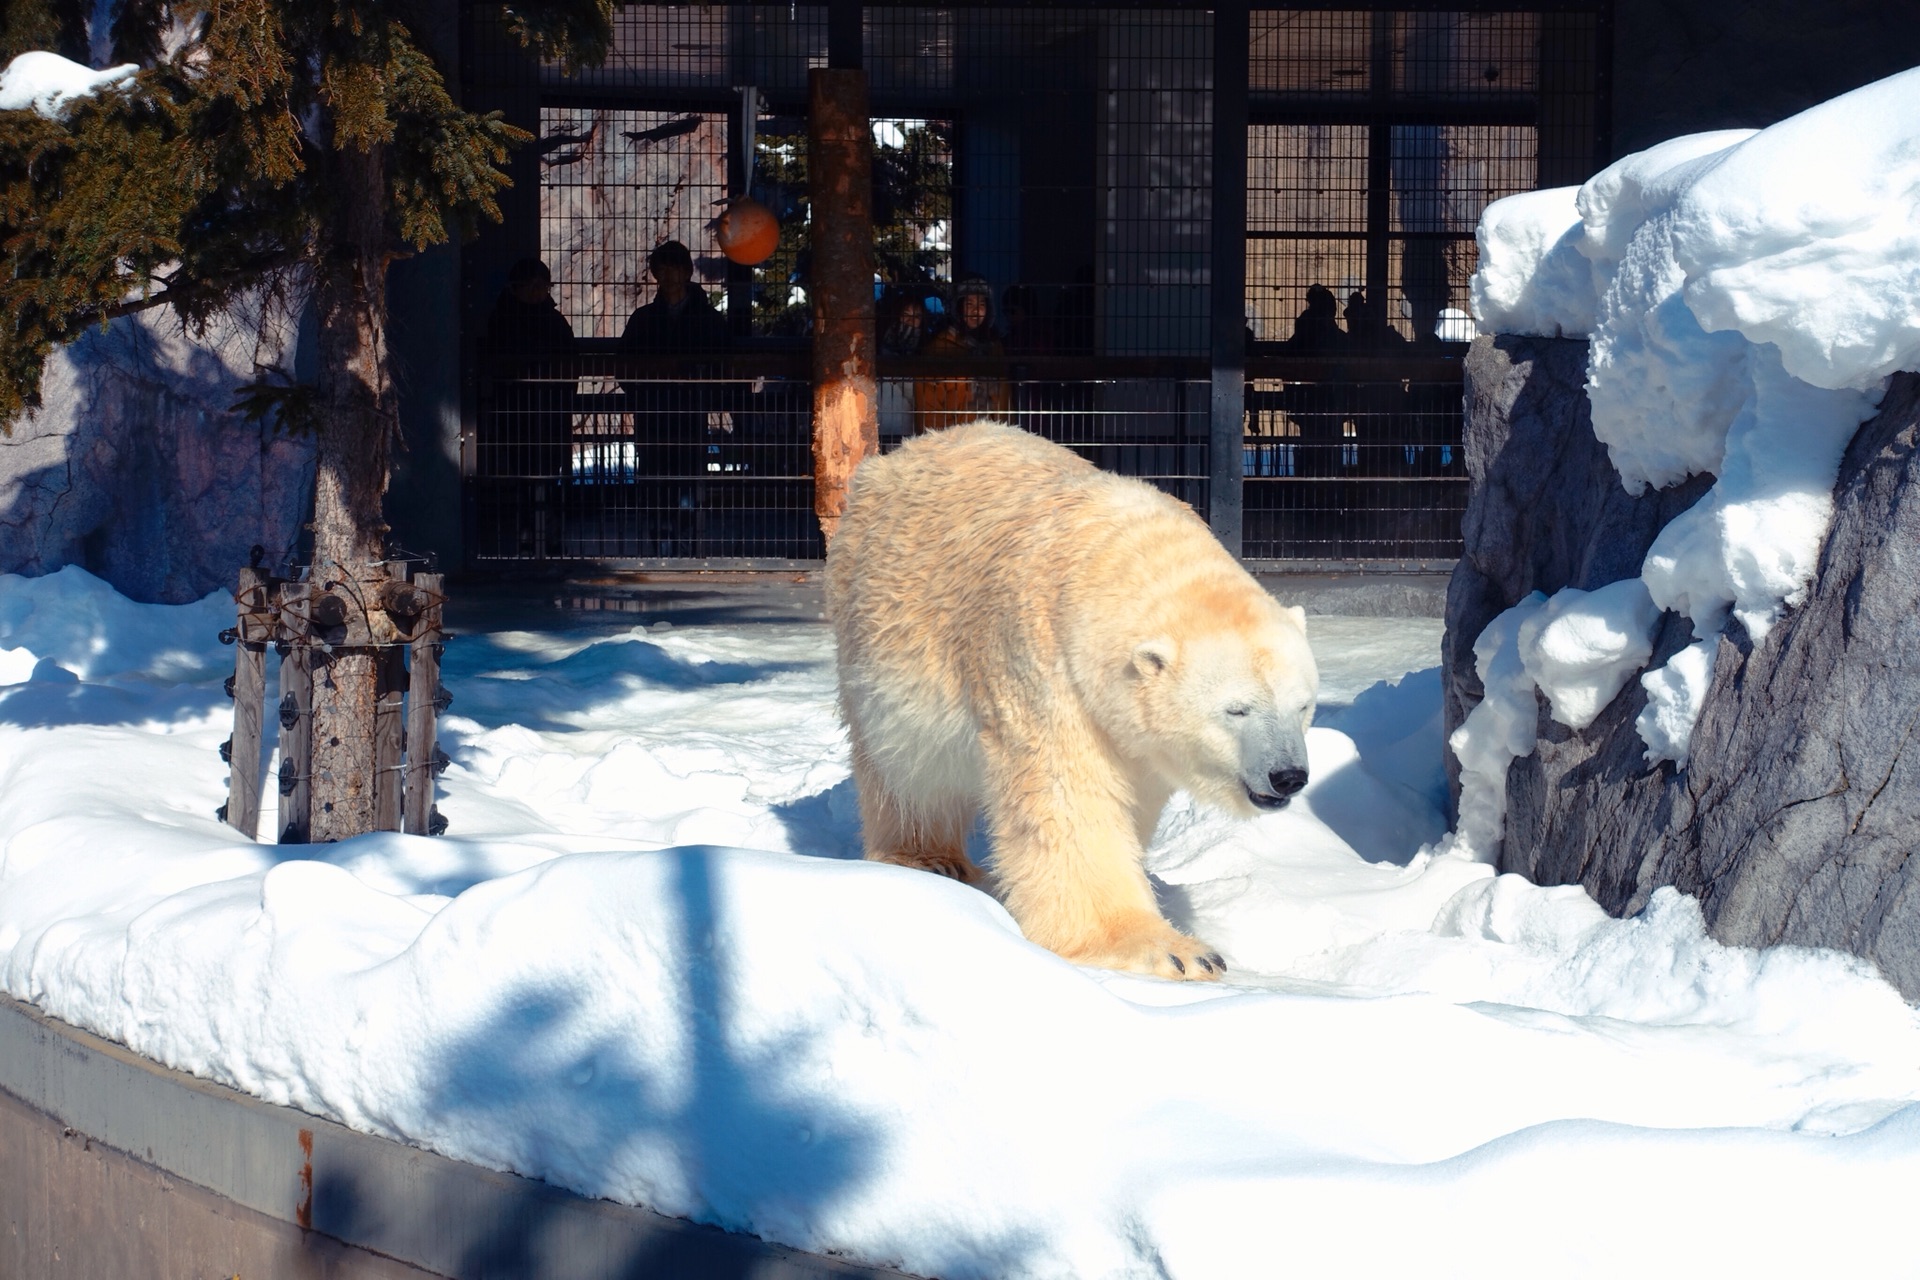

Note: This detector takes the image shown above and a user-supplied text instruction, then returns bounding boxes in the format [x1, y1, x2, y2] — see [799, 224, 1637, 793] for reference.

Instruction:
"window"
[1246, 9, 1592, 346]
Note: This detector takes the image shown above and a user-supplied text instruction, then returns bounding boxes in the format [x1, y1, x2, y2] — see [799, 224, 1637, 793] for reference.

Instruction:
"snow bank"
[0, 566, 231, 684]
[0, 51, 136, 118]
[1671, 69, 1920, 393]
[4, 572, 1920, 1278]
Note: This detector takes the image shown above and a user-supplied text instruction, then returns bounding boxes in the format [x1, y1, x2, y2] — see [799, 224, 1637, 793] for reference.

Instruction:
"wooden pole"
[371, 561, 409, 832]
[403, 573, 445, 837]
[223, 567, 270, 839]
[277, 581, 313, 845]
[373, 652, 407, 833]
[807, 66, 878, 543]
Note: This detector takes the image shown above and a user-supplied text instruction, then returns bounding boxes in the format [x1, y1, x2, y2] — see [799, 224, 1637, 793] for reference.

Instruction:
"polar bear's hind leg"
[849, 728, 986, 887]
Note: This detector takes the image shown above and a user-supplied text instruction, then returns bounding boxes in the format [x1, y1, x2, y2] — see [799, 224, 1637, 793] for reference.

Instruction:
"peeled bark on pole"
[308, 142, 396, 843]
[808, 68, 878, 543]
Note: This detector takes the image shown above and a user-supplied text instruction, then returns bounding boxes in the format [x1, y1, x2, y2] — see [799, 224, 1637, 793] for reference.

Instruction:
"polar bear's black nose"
[1270, 767, 1308, 798]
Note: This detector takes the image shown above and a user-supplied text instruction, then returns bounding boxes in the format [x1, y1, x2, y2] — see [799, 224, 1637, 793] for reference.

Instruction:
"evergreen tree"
[0, 0, 612, 840]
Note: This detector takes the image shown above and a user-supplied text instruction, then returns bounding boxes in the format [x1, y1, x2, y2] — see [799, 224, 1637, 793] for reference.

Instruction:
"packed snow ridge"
[1458, 68, 1920, 841]
[0, 51, 136, 118]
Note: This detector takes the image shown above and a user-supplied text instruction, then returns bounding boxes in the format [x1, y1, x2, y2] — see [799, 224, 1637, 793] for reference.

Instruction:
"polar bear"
[825, 421, 1318, 980]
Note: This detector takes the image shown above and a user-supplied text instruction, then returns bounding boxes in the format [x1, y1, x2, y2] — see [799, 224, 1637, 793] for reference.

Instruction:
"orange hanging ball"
[716, 197, 780, 266]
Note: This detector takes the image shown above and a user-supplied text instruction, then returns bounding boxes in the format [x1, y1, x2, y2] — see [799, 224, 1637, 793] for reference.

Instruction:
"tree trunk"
[308, 142, 396, 843]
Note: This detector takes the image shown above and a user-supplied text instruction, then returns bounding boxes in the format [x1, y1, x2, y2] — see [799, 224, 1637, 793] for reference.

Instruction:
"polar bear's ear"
[1285, 605, 1307, 629]
[1131, 638, 1175, 677]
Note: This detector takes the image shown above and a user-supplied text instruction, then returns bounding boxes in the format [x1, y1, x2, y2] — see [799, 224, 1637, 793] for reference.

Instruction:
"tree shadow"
[410, 849, 885, 1276]
[0, 659, 230, 730]
[441, 633, 813, 736]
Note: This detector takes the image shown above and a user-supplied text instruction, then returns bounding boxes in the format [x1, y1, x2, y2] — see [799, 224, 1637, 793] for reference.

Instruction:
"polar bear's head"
[1126, 601, 1319, 818]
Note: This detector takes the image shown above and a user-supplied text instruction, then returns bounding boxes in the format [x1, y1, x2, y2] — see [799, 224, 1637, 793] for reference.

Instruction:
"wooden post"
[403, 573, 445, 837]
[373, 650, 408, 833]
[277, 581, 314, 845]
[808, 65, 878, 542]
[372, 562, 409, 833]
[223, 567, 271, 838]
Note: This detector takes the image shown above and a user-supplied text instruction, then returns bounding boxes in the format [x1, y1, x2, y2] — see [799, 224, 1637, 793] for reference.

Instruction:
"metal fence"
[470, 355, 1211, 562]
[1242, 361, 1466, 562]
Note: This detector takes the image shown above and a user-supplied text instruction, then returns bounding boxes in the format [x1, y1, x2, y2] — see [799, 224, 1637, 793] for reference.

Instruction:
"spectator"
[879, 289, 931, 357]
[1342, 289, 1406, 349]
[485, 257, 576, 359]
[1284, 283, 1345, 354]
[619, 240, 728, 554]
[619, 240, 728, 354]
[482, 258, 576, 485]
[913, 275, 1011, 433]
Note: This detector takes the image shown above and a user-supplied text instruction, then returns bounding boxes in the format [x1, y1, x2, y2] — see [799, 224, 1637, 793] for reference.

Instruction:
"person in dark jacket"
[619, 241, 729, 553]
[619, 240, 728, 354]
[483, 258, 577, 485]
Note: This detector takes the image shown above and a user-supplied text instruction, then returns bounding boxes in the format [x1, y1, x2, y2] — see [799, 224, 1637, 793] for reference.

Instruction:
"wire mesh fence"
[1242, 365, 1467, 561]
[471, 359, 823, 562]
[1244, 7, 1595, 348]
[460, 1, 1604, 568]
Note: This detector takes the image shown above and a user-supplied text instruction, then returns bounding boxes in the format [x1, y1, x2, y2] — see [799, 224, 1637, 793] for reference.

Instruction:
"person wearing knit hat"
[913, 273, 1011, 433]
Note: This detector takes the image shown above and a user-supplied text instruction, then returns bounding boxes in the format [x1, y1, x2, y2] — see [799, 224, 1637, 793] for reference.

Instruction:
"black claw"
[1196, 955, 1215, 974]
[1167, 953, 1185, 974]
[1209, 952, 1227, 973]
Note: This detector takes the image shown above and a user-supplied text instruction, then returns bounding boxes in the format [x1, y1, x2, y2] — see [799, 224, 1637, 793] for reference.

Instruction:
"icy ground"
[2, 567, 1918, 1278]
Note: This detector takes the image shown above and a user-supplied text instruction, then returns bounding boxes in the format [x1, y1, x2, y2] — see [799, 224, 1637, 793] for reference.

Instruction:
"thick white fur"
[825, 421, 1318, 980]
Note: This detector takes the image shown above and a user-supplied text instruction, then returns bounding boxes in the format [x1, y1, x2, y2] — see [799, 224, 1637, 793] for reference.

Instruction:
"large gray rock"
[1442, 335, 1711, 807]
[1448, 333, 1920, 998]
[0, 298, 315, 604]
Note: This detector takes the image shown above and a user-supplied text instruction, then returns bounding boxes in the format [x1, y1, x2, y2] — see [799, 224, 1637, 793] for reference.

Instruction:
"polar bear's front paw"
[1067, 923, 1228, 981]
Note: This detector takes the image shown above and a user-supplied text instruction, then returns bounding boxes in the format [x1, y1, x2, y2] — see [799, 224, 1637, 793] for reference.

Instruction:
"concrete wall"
[0, 995, 915, 1280]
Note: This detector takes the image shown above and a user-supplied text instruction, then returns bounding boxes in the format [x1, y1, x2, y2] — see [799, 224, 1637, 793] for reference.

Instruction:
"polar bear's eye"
[1224, 703, 1252, 718]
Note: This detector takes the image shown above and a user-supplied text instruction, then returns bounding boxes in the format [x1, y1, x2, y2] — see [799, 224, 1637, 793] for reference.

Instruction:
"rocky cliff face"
[0, 299, 315, 604]
[1448, 334, 1920, 998]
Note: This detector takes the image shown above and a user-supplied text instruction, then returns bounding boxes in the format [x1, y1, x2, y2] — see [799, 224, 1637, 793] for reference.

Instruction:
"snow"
[1444, 579, 1658, 859]
[1444, 593, 1545, 863]
[1516, 578, 1662, 731]
[1469, 186, 1595, 339]
[1466, 71, 1920, 765]
[1636, 637, 1720, 768]
[0, 51, 136, 118]
[3, 568, 1919, 1278]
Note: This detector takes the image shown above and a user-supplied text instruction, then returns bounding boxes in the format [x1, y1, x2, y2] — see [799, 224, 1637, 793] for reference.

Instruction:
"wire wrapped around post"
[217, 561, 450, 844]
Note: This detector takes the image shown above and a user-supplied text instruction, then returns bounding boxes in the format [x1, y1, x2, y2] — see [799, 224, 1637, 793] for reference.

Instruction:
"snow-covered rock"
[1448, 337, 1920, 1000]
